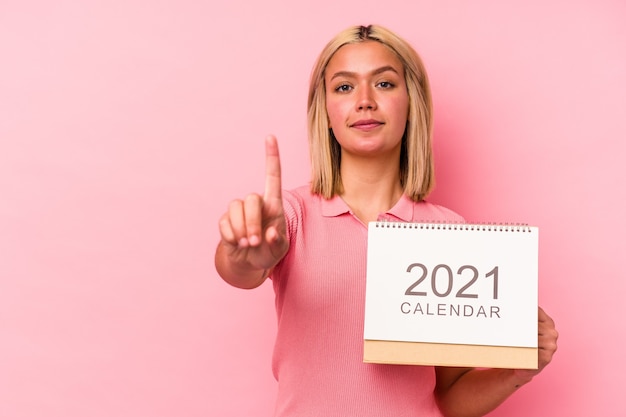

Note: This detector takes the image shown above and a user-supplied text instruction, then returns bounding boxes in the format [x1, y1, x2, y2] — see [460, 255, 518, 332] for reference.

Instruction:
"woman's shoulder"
[281, 184, 320, 225]
[283, 184, 311, 200]
[282, 184, 313, 211]
[413, 199, 465, 223]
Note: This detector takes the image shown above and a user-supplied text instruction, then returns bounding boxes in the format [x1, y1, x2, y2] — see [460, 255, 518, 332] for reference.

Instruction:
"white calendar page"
[364, 222, 538, 349]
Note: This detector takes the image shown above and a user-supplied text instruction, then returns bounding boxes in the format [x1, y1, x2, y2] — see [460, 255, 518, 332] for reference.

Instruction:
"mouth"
[350, 119, 384, 130]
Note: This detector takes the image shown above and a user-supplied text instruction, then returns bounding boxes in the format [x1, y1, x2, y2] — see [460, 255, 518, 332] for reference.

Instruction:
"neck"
[339, 155, 403, 223]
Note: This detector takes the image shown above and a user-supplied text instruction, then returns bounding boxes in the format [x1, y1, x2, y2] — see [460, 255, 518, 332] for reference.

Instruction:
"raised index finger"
[264, 135, 283, 202]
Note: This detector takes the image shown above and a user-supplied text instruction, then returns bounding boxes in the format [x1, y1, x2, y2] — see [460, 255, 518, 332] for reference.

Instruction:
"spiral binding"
[374, 220, 533, 232]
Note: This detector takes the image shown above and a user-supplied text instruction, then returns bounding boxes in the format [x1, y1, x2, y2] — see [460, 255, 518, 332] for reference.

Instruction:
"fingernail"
[248, 235, 260, 246]
[266, 227, 276, 242]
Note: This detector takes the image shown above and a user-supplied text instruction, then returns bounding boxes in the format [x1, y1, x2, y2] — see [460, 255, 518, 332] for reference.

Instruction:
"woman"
[215, 24, 558, 417]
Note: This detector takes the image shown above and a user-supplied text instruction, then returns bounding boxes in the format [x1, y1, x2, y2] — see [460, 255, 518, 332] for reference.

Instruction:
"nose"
[356, 85, 377, 111]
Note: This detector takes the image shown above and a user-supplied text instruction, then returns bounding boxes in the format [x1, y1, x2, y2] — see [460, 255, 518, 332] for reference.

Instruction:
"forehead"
[325, 41, 404, 76]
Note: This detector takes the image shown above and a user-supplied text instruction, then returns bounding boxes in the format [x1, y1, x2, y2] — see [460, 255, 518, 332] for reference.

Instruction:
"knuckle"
[542, 339, 558, 352]
[228, 199, 243, 212]
[244, 193, 263, 205]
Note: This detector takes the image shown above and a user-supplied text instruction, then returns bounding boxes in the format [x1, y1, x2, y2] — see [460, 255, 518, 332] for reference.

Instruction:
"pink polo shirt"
[270, 185, 464, 417]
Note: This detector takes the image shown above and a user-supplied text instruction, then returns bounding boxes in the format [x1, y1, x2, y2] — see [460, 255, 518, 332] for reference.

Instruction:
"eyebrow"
[329, 65, 400, 81]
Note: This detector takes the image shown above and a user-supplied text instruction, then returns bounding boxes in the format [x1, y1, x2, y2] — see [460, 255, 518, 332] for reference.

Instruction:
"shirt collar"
[321, 195, 351, 217]
[385, 194, 414, 222]
[321, 193, 414, 221]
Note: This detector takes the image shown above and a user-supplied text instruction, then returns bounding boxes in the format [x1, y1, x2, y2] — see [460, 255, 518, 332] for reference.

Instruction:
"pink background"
[1, 1, 624, 416]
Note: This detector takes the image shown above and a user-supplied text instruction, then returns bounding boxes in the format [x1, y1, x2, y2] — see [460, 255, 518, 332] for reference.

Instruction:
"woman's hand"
[513, 306, 559, 383]
[215, 135, 289, 288]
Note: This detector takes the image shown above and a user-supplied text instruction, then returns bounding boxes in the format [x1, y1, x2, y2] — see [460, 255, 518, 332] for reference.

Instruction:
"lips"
[350, 119, 384, 130]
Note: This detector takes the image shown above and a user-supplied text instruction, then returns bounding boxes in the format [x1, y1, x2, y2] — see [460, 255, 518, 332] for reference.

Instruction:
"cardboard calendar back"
[364, 222, 538, 369]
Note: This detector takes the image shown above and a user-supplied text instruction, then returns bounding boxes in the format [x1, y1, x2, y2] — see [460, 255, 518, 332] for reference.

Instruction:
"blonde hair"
[307, 24, 434, 201]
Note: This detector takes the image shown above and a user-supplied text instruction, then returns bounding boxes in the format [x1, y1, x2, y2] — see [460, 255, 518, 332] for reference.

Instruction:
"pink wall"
[1, 1, 624, 416]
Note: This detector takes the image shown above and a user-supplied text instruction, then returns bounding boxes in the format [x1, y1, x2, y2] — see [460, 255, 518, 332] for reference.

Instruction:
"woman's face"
[324, 41, 409, 159]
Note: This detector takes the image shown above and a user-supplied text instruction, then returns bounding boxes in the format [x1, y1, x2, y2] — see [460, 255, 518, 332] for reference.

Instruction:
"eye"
[334, 84, 353, 93]
[377, 81, 395, 89]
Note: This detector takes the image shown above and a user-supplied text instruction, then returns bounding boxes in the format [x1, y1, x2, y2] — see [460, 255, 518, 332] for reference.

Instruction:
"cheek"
[388, 97, 410, 136]
[325, 101, 342, 129]
[392, 97, 410, 123]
